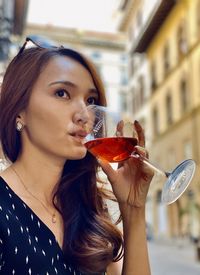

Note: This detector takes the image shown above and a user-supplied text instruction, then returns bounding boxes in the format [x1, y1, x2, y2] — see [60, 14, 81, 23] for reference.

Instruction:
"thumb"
[97, 158, 116, 183]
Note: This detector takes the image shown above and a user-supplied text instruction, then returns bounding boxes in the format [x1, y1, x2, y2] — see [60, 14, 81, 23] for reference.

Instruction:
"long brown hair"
[0, 46, 123, 273]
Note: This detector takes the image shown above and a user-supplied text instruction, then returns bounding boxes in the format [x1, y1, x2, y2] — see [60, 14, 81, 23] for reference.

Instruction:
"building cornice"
[132, 0, 176, 53]
[25, 24, 126, 51]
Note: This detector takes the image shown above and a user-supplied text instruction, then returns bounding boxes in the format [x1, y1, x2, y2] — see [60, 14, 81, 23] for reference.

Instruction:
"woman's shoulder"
[0, 175, 15, 230]
[0, 172, 15, 208]
[0, 174, 9, 191]
[0, 167, 17, 194]
[0, 168, 11, 185]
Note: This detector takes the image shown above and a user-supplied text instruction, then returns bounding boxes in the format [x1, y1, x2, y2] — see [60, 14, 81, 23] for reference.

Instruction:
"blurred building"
[23, 24, 128, 112]
[0, 0, 29, 163]
[114, 0, 160, 144]
[0, 0, 29, 79]
[115, 0, 200, 240]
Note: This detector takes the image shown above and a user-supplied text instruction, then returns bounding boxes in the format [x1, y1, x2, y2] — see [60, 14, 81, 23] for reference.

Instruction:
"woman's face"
[20, 55, 99, 162]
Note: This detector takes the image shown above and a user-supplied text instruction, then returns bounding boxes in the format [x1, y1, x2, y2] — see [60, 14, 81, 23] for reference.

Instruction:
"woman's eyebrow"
[89, 87, 99, 96]
[48, 80, 77, 88]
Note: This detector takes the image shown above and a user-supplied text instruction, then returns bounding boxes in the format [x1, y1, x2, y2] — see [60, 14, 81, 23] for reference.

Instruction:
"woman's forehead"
[42, 56, 91, 78]
[34, 55, 96, 89]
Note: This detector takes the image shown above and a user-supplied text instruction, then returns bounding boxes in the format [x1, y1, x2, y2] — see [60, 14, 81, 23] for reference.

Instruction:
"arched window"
[163, 43, 170, 75]
[152, 106, 159, 136]
[166, 93, 173, 125]
[120, 67, 128, 85]
[180, 78, 188, 113]
[151, 62, 157, 92]
[138, 75, 145, 106]
[177, 20, 187, 58]
[130, 57, 135, 77]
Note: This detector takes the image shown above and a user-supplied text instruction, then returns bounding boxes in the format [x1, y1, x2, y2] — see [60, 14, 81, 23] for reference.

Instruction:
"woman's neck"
[13, 152, 65, 205]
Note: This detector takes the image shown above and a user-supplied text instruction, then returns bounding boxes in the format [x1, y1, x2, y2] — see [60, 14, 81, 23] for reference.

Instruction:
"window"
[151, 62, 157, 92]
[129, 57, 134, 77]
[177, 20, 188, 58]
[152, 107, 159, 136]
[180, 78, 188, 113]
[166, 93, 173, 125]
[120, 54, 127, 62]
[120, 67, 128, 85]
[163, 44, 170, 75]
[138, 75, 145, 106]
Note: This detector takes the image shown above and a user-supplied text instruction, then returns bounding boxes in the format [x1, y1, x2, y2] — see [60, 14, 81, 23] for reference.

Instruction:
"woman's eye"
[55, 89, 69, 98]
[87, 97, 98, 105]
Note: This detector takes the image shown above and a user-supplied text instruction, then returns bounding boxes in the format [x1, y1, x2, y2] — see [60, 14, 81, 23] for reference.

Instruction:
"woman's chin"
[68, 148, 88, 160]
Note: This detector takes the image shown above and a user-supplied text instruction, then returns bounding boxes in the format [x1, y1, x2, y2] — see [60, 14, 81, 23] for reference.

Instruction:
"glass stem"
[131, 153, 170, 178]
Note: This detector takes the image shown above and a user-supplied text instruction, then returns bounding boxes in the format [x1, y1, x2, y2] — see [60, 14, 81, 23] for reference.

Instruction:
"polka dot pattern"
[0, 177, 105, 275]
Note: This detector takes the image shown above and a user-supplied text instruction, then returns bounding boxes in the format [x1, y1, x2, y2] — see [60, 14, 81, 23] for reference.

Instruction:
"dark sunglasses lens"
[27, 36, 57, 48]
[17, 36, 59, 57]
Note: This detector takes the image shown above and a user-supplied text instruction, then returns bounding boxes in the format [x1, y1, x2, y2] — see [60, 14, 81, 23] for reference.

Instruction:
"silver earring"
[16, 121, 24, 132]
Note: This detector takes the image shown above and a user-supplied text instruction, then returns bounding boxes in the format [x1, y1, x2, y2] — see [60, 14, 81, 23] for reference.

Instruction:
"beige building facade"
[116, 0, 200, 240]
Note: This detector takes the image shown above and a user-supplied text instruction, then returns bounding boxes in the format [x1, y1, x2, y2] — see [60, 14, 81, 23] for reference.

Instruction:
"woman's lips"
[69, 130, 88, 143]
[70, 130, 88, 137]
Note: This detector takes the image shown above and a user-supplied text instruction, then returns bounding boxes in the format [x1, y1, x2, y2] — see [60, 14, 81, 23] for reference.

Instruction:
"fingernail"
[131, 152, 140, 159]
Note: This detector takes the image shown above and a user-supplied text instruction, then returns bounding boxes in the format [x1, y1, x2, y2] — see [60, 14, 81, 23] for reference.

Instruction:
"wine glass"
[82, 104, 196, 205]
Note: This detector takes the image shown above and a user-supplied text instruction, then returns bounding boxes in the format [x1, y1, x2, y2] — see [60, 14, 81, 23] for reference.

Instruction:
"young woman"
[0, 38, 153, 274]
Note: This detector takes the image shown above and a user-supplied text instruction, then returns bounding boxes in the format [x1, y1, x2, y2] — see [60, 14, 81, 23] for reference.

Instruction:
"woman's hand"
[99, 121, 153, 275]
[98, 120, 154, 208]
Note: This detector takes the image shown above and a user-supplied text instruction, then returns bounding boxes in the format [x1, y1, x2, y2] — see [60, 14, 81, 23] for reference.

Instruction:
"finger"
[134, 120, 145, 147]
[134, 145, 149, 159]
[97, 158, 117, 184]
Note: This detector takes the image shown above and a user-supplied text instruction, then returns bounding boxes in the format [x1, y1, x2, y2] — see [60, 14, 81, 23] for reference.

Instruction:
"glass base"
[161, 159, 196, 204]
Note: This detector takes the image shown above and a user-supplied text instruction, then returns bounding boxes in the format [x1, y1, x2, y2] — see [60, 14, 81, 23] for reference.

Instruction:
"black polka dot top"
[0, 177, 105, 275]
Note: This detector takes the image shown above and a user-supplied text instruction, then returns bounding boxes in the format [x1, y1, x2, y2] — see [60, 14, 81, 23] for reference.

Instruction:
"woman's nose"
[73, 106, 90, 126]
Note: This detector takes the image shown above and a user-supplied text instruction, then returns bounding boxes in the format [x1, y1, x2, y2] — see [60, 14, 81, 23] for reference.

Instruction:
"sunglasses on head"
[17, 36, 63, 56]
